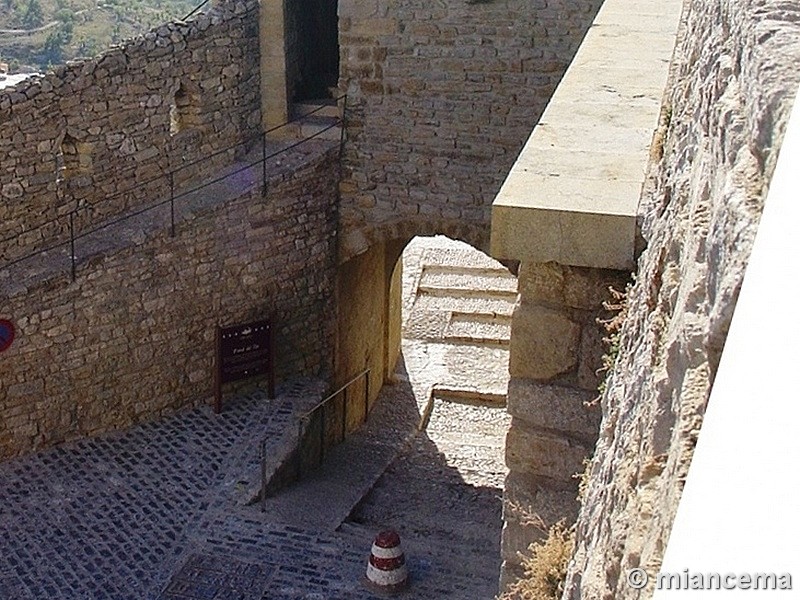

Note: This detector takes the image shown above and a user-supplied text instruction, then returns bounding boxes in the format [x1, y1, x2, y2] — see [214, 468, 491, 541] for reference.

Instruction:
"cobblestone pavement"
[0, 383, 308, 599]
[0, 237, 515, 599]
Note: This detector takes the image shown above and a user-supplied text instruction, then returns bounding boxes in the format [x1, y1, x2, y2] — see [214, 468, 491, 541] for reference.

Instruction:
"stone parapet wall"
[564, 1, 800, 597]
[337, 0, 603, 260]
[0, 145, 339, 460]
[0, 0, 260, 264]
[501, 262, 628, 585]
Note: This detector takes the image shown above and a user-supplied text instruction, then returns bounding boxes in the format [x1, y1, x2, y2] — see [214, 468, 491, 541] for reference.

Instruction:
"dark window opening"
[294, 0, 339, 101]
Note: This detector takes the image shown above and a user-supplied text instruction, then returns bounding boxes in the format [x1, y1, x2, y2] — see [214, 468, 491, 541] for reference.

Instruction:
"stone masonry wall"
[0, 145, 339, 460]
[0, 0, 260, 264]
[501, 263, 629, 586]
[563, 2, 800, 597]
[337, 0, 603, 260]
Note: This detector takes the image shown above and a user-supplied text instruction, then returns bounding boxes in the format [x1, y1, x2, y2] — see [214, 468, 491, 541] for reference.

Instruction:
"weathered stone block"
[509, 304, 580, 380]
[507, 377, 600, 442]
[505, 419, 590, 482]
[518, 261, 628, 310]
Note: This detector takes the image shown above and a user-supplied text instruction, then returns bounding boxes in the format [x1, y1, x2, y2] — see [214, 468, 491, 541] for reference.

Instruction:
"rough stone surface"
[337, 0, 604, 260]
[509, 305, 581, 381]
[505, 421, 590, 483]
[563, 2, 800, 598]
[506, 379, 600, 444]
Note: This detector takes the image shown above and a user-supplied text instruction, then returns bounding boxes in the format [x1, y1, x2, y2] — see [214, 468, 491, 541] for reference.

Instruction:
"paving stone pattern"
[0, 383, 310, 600]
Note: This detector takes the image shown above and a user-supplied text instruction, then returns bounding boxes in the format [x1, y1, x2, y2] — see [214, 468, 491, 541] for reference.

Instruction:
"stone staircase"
[245, 376, 422, 532]
[285, 99, 343, 141]
[405, 260, 518, 347]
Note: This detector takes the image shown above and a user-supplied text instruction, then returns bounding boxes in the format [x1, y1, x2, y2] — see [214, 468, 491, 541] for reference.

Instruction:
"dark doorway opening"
[294, 0, 339, 101]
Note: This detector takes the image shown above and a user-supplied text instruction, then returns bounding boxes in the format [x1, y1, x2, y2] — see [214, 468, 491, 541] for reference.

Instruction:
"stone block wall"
[563, 1, 800, 597]
[0, 145, 339, 460]
[0, 0, 260, 264]
[337, 0, 603, 260]
[501, 262, 629, 585]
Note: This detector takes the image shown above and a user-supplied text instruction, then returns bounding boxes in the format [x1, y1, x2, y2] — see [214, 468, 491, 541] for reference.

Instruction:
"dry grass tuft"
[498, 520, 575, 600]
[593, 284, 630, 402]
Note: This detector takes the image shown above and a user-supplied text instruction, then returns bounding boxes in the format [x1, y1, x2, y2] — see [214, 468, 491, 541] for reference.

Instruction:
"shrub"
[499, 520, 575, 600]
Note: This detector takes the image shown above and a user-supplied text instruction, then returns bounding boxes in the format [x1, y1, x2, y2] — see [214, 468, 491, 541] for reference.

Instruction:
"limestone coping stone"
[490, 0, 683, 270]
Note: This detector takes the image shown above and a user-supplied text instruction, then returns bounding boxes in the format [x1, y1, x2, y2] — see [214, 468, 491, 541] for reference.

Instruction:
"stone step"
[414, 294, 517, 316]
[298, 115, 342, 141]
[419, 269, 518, 295]
[445, 311, 512, 343]
[292, 100, 341, 120]
[417, 284, 518, 300]
[422, 246, 509, 271]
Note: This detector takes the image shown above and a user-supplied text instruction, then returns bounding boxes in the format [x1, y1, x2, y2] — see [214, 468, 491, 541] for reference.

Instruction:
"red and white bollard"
[365, 530, 409, 593]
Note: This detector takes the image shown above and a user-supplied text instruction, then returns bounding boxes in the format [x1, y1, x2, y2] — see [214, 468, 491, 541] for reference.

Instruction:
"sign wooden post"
[214, 317, 275, 414]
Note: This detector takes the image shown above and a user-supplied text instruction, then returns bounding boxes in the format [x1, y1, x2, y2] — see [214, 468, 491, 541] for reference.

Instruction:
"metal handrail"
[299, 368, 370, 422]
[0, 94, 348, 254]
[182, 0, 211, 21]
[1, 94, 348, 277]
[259, 367, 370, 511]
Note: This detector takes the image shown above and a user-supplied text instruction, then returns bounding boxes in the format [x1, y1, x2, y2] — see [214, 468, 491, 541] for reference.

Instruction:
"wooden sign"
[214, 318, 275, 413]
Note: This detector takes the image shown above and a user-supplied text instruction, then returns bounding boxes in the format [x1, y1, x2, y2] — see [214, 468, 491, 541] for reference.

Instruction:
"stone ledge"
[490, 0, 683, 270]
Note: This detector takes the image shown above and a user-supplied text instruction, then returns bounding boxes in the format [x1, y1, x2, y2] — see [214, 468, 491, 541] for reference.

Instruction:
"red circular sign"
[0, 319, 15, 352]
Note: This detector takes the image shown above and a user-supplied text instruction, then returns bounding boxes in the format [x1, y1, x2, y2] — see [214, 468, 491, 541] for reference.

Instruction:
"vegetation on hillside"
[0, 0, 201, 73]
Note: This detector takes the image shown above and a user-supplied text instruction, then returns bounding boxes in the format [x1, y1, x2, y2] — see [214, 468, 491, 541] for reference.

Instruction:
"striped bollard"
[365, 530, 409, 593]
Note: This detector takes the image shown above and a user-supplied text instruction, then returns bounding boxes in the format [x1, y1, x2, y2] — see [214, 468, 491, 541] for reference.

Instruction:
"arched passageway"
[335, 235, 518, 595]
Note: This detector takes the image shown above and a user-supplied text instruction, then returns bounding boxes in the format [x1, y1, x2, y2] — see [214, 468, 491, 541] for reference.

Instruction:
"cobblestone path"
[0, 385, 304, 599]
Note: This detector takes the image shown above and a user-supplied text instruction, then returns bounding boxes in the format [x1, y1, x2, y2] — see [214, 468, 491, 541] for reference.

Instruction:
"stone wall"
[335, 240, 404, 406]
[337, 0, 603, 260]
[0, 0, 260, 264]
[501, 263, 628, 585]
[564, 1, 800, 597]
[0, 145, 339, 460]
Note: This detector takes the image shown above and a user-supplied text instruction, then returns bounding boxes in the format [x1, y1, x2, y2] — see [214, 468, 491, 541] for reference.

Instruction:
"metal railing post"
[364, 369, 370, 423]
[337, 95, 347, 179]
[261, 133, 268, 198]
[342, 388, 347, 441]
[319, 404, 326, 466]
[69, 211, 76, 281]
[260, 439, 267, 513]
[169, 172, 176, 237]
[297, 417, 305, 479]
